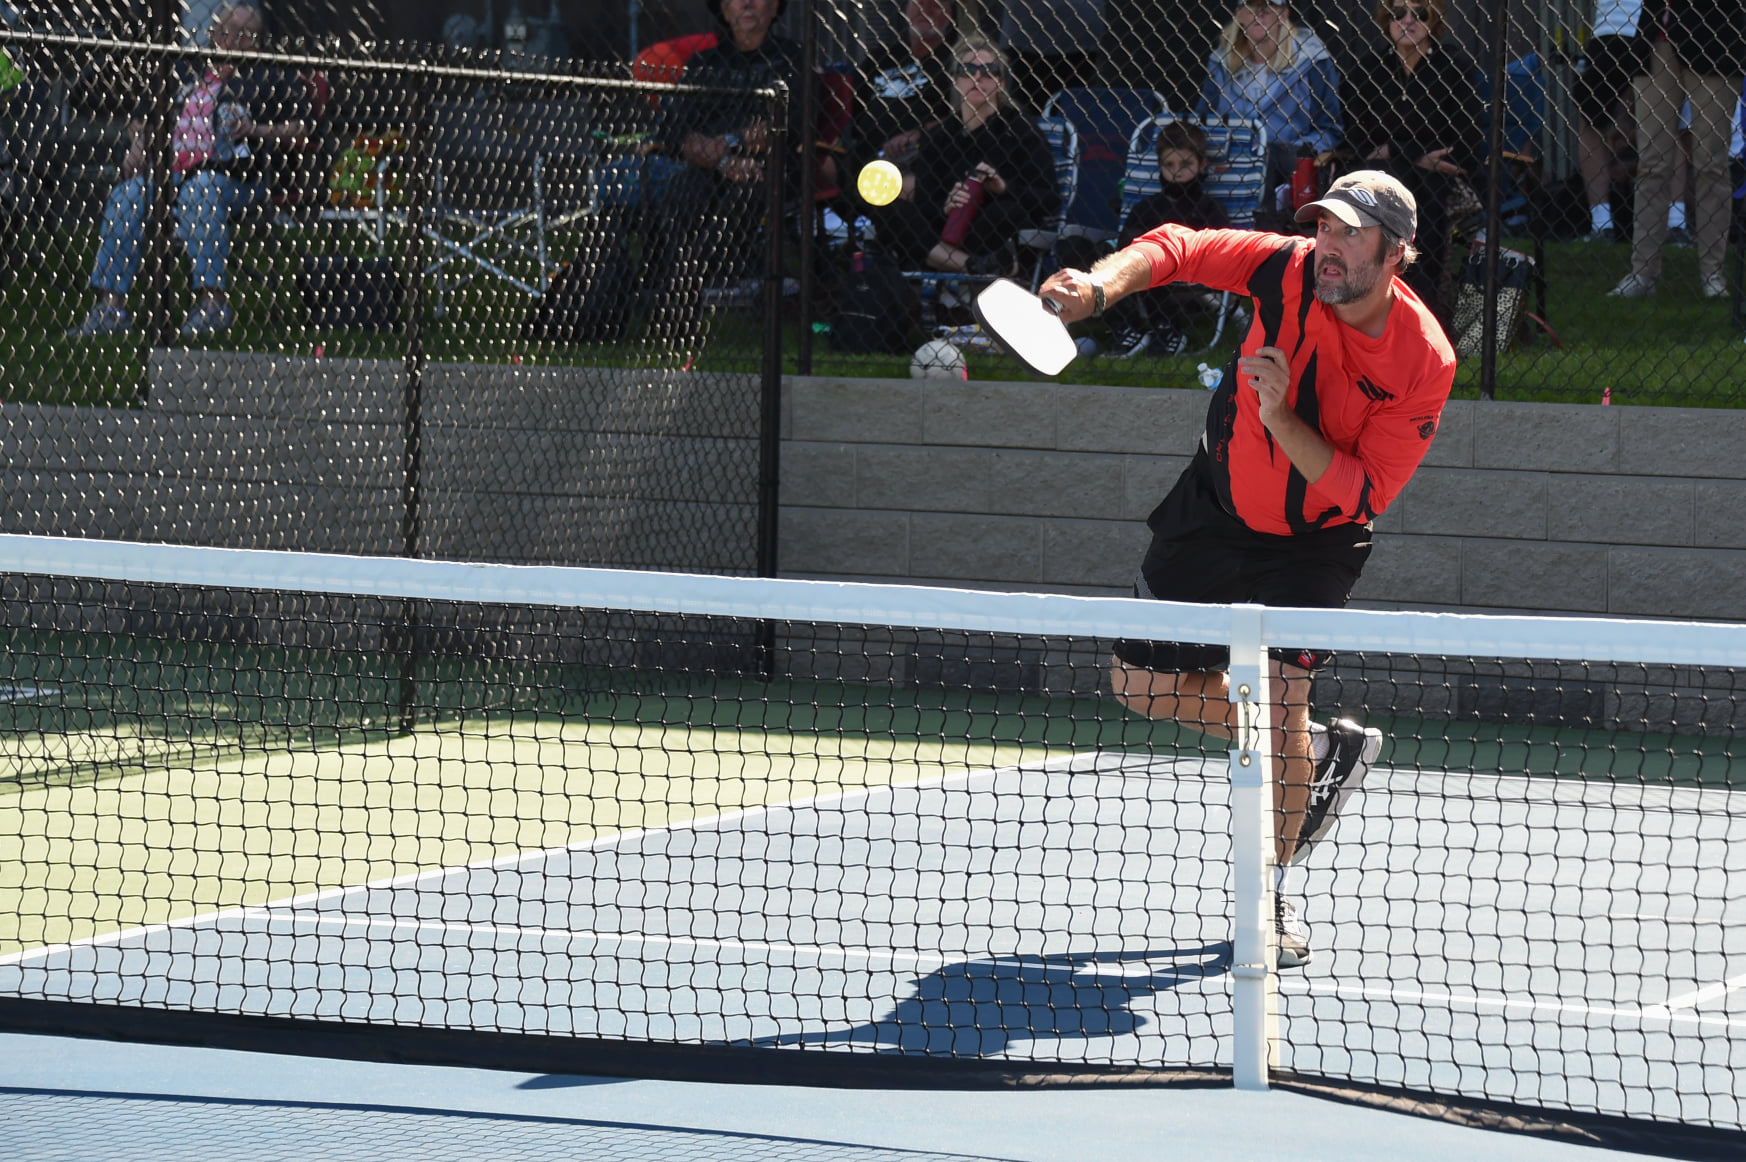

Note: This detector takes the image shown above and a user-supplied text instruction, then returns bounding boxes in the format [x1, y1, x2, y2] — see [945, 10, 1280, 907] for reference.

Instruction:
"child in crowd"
[1098, 121, 1231, 357]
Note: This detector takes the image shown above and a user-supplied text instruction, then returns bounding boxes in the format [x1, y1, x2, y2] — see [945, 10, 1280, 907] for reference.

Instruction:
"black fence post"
[142, 0, 180, 386]
[759, 80, 787, 582]
[797, 0, 816, 375]
[397, 67, 431, 736]
[758, 82, 788, 678]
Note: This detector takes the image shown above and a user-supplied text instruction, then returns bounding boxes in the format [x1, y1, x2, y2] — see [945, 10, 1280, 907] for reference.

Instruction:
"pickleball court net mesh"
[0, 540, 1740, 1153]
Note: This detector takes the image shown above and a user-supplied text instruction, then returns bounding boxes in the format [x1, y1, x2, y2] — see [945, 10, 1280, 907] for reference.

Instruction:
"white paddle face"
[972, 278, 1078, 377]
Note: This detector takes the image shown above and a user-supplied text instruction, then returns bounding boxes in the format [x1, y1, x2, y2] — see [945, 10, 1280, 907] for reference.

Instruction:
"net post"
[1228, 602, 1276, 1090]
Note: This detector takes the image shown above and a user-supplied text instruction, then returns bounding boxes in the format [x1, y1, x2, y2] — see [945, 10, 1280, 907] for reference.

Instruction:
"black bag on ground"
[830, 249, 918, 354]
[299, 256, 403, 330]
[522, 228, 632, 344]
[1451, 244, 1534, 360]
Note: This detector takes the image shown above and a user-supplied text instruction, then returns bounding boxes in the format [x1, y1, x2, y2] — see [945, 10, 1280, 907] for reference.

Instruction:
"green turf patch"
[1372, 715, 1739, 787]
[15, 222, 1740, 408]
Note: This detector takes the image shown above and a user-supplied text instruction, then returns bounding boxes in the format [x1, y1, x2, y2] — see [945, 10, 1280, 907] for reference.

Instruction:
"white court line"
[1645, 971, 1746, 1017]
[1282, 978, 1746, 1033]
[0, 749, 1194, 969]
[197, 909, 1106, 975]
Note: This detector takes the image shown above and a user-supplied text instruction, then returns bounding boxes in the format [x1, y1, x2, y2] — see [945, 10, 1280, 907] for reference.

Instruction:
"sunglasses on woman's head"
[953, 61, 1002, 76]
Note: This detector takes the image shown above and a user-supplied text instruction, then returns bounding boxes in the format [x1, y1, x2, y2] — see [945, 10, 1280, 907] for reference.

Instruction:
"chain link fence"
[0, 0, 1741, 577]
[0, 10, 789, 573]
[780, 0, 1744, 405]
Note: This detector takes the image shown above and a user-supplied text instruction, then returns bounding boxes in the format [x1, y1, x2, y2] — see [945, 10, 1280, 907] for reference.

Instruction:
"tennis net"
[0, 534, 1741, 1155]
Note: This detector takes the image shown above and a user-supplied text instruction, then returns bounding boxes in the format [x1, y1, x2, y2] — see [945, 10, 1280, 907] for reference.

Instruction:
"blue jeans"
[89, 169, 269, 295]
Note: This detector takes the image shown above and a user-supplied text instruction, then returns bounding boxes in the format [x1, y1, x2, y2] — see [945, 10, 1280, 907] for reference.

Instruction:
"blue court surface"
[0, 1030, 1671, 1161]
[4, 749, 1733, 1159]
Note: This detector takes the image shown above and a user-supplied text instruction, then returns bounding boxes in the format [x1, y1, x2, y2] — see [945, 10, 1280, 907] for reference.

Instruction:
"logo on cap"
[1347, 187, 1378, 207]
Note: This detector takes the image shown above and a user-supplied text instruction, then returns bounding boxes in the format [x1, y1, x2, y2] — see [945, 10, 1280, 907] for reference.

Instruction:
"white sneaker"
[1607, 274, 1655, 298]
[1275, 896, 1311, 969]
[66, 303, 131, 339]
[1701, 273, 1728, 299]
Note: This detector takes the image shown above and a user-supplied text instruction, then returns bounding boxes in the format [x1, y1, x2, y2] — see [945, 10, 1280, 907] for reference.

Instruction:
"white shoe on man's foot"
[1275, 896, 1312, 969]
[1607, 273, 1655, 298]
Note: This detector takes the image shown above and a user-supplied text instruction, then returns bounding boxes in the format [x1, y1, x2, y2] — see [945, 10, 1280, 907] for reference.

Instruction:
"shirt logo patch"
[1416, 419, 1437, 439]
[1356, 375, 1394, 402]
[873, 64, 930, 99]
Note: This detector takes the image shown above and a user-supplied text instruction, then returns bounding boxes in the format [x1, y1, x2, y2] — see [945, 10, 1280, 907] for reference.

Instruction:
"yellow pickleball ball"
[857, 159, 903, 207]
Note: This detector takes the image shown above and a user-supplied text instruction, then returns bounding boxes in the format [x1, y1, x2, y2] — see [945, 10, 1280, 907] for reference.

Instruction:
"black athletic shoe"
[1293, 718, 1382, 864]
[1150, 323, 1189, 356]
[1109, 323, 1152, 358]
[1276, 896, 1311, 969]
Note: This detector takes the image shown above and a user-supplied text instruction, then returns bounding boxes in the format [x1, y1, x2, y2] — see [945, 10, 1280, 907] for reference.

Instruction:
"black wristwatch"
[1090, 276, 1107, 318]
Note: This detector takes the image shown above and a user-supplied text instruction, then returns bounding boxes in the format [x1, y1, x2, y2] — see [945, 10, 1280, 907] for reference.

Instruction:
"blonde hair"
[1220, 3, 1296, 74]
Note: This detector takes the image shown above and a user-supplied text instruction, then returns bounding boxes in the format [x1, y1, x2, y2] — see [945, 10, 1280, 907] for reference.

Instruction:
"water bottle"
[1197, 362, 1223, 390]
[940, 175, 984, 248]
[1290, 154, 1318, 211]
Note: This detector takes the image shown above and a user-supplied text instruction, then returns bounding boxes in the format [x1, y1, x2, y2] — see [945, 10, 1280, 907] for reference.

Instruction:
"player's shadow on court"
[758, 943, 1232, 1055]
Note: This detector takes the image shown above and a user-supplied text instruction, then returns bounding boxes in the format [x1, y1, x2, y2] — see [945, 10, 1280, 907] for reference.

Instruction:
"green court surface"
[0, 627, 1178, 955]
[5, 624, 1739, 956]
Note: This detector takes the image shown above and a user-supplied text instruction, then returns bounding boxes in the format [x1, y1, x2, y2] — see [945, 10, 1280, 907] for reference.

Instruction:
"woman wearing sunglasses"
[1337, 0, 1481, 321]
[863, 32, 1059, 279]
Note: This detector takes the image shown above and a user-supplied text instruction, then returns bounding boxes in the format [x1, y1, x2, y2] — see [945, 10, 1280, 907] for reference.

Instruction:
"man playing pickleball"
[1040, 170, 1457, 969]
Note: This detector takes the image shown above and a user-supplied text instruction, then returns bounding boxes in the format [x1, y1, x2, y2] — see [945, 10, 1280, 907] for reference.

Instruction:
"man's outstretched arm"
[1038, 246, 1154, 324]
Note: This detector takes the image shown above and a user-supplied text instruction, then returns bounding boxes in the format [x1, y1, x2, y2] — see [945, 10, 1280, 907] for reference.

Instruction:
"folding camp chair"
[1041, 87, 1169, 244]
[1018, 113, 1078, 290]
[322, 88, 594, 316]
[1117, 115, 1267, 352]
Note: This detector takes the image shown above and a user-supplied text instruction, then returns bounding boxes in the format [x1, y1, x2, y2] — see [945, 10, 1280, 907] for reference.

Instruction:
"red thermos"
[1290, 157, 1319, 209]
[940, 176, 985, 248]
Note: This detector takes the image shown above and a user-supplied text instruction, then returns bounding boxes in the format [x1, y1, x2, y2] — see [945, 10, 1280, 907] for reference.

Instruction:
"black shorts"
[1112, 450, 1372, 673]
[1574, 35, 1647, 126]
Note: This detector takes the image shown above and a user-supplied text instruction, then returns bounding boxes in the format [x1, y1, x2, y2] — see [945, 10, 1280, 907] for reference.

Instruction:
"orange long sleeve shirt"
[1130, 224, 1457, 536]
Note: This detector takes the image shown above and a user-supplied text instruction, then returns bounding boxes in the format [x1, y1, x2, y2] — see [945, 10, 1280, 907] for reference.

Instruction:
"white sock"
[1591, 203, 1613, 231]
[1274, 864, 1288, 892]
[1668, 202, 1687, 230]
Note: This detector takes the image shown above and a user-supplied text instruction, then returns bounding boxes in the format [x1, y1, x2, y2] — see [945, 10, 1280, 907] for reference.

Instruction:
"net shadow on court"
[1, 1086, 1022, 1162]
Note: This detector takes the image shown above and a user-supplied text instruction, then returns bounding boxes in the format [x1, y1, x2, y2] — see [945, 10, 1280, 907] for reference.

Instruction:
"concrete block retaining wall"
[1, 352, 761, 574]
[780, 376, 1746, 623]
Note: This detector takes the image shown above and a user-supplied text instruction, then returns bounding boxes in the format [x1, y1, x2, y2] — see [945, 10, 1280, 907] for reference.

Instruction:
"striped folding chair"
[1118, 114, 1268, 351]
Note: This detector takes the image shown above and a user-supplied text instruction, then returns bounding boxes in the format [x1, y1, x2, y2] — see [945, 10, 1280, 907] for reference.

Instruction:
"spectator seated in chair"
[851, 0, 960, 176]
[1196, 0, 1342, 221]
[1060, 121, 1232, 357]
[67, 1, 312, 340]
[862, 33, 1059, 279]
[642, 0, 813, 330]
[1337, 0, 1481, 322]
